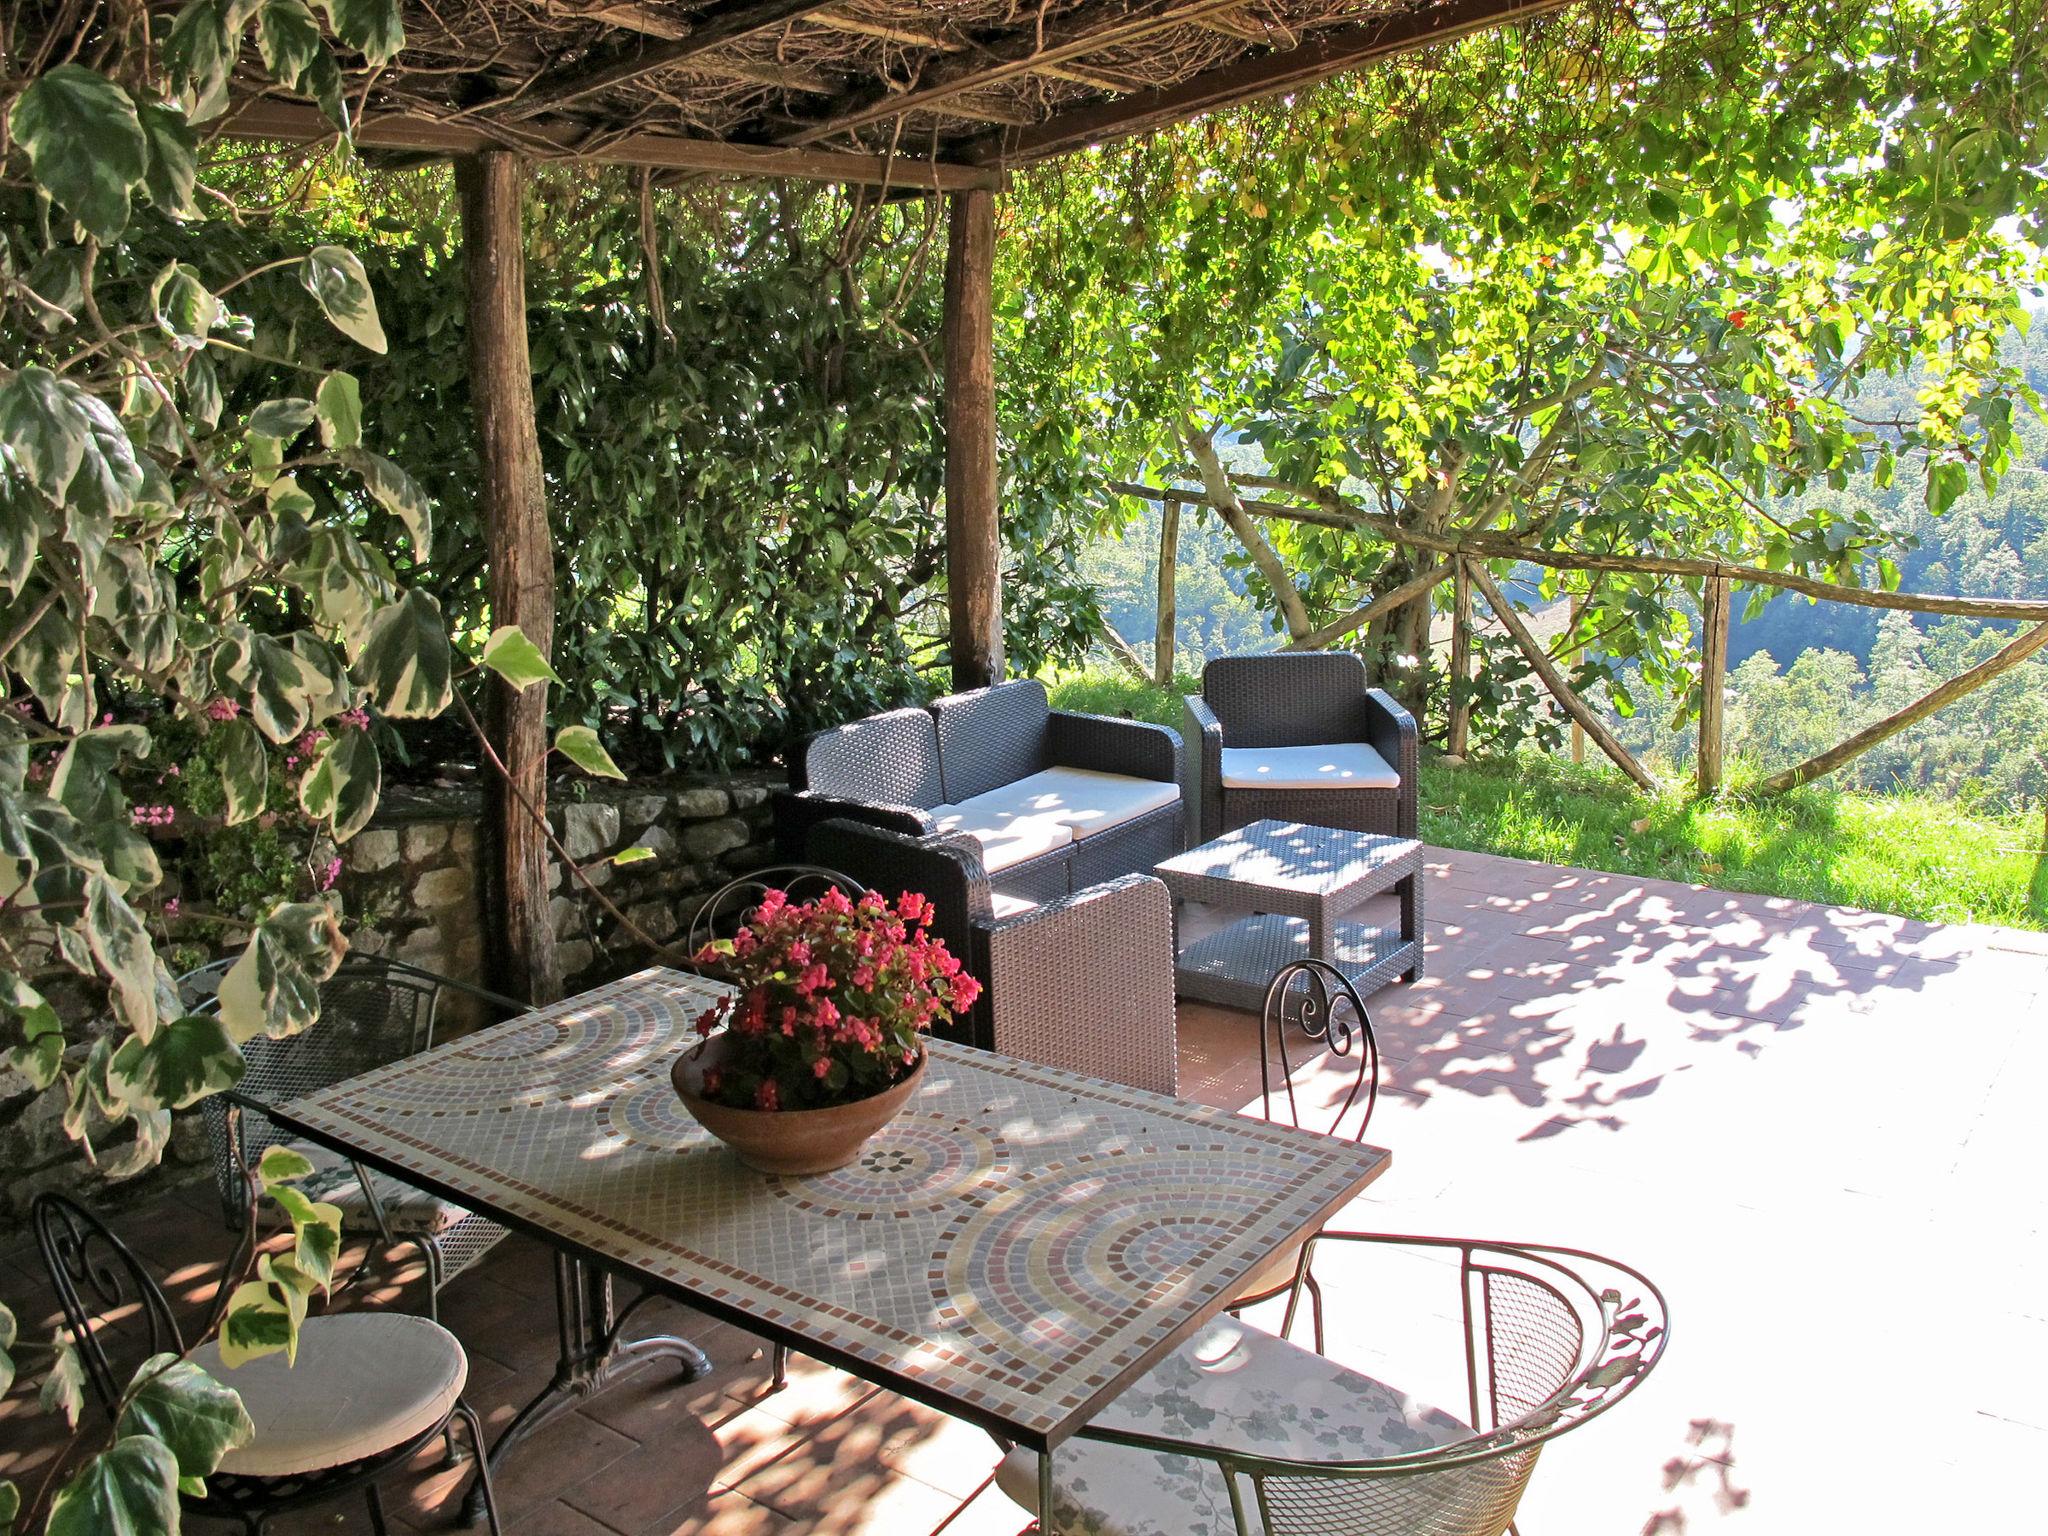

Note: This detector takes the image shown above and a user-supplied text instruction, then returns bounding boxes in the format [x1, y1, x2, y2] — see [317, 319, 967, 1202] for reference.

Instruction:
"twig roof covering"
[219, 0, 1574, 189]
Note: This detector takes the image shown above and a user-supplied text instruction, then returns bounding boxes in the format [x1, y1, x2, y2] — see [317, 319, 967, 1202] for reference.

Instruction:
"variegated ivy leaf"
[341, 448, 431, 559]
[3, 975, 64, 1089]
[246, 397, 316, 441]
[150, 262, 218, 350]
[41, 1337, 86, 1427]
[314, 0, 405, 65]
[117, 1355, 254, 1485]
[244, 633, 318, 745]
[217, 717, 269, 826]
[216, 1280, 294, 1368]
[85, 874, 158, 1042]
[215, 898, 346, 1043]
[50, 723, 151, 825]
[297, 728, 380, 840]
[257, 1143, 315, 1185]
[266, 1186, 343, 1290]
[480, 625, 562, 691]
[303, 245, 387, 354]
[353, 589, 454, 719]
[0, 1301, 16, 1400]
[95, 1107, 173, 1181]
[554, 725, 626, 781]
[137, 102, 199, 218]
[44, 1436, 180, 1536]
[109, 1013, 243, 1112]
[315, 370, 362, 448]
[7, 65, 147, 243]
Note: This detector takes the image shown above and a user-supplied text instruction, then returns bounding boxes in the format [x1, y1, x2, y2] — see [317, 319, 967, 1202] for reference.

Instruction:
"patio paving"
[5, 846, 2044, 1534]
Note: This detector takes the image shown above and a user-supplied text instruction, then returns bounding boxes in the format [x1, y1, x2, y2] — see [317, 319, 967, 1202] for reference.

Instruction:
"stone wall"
[0, 769, 781, 1227]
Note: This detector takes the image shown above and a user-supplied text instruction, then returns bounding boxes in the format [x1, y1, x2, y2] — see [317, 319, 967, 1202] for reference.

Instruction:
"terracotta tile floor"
[6, 848, 2045, 1534]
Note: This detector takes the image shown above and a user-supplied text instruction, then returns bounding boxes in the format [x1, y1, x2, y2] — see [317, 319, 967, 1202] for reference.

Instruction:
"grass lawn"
[1045, 668, 2048, 932]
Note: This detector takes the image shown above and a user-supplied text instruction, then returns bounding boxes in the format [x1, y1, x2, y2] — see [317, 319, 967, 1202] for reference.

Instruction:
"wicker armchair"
[806, 817, 1179, 1096]
[998, 1234, 1668, 1536]
[1186, 652, 1418, 844]
[777, 678, 1185, 908]
[183, 956, 526, 1320]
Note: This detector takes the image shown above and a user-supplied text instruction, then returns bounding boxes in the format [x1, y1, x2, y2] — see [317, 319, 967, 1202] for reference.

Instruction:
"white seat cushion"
[932, 781, 1078, 873]
[995, 1314, 1470, 1536]
[194, 1312, 467, 1477]
[1220, 742, 1400, 792]
[987, 890, 1038, 920]
[1005, 767, 1180, 841]
[267, 1138, 473, 1237]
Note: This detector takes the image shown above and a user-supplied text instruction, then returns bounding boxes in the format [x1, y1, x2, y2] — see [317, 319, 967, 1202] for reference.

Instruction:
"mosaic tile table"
[269, 966, 1390, 1469]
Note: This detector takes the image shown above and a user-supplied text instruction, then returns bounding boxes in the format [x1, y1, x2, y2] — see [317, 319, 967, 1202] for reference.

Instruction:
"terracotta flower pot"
[671, 1035, 927, 1176]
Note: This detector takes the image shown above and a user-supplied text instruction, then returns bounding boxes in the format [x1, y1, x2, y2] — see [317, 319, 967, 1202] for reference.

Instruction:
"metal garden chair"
[183, 955, 528, 1320]
[1230, 957, 1384, 1353]
[998, 1234, 1668, 1536]
[32, 1191, 502, 1536]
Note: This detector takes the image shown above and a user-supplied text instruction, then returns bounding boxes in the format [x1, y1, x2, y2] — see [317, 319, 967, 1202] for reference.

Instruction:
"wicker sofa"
[776, 677, 1185, 906]
[1185, 652, 1419, 843]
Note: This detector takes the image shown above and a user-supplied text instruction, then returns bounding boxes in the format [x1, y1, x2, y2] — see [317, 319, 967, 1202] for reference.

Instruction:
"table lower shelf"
[1175, 912, 1422, 1012]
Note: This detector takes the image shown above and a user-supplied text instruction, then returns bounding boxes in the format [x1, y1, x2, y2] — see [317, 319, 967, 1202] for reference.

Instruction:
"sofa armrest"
[1362, 688, 1419, 837]
[1047, 710, 1183, 784]
[974, 873, 1178, 1097]
[772, 789, 937, 862]
[1184, 694, 1224, 843]
[803, 817, 992, 965]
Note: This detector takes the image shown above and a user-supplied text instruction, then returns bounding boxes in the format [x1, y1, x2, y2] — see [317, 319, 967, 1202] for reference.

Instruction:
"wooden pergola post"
[458, 151, 562, 1005]
[1447, 559, 1473, 758]
[1154, 496, 1180, 687]
[943, 187, 1002, 692]
[1697, 575, 1731, 795]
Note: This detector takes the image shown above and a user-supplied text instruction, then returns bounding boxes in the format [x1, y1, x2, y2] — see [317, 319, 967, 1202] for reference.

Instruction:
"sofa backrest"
[1203, 652, 1368, 747]
[929, 678, 1050, 803]
[798, 707, 944, 809]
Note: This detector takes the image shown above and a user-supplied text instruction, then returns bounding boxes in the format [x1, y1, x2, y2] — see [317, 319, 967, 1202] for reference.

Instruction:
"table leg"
[1400, 868, 1423, 983]
[463, 1251, 711, 1523]
[1039, 1449, 1056, 1536]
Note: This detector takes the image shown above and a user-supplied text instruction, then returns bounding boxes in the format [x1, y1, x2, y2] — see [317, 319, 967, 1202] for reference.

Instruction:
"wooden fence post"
[1697, 575, 1731, 795]
[458, 150, 561, 1005]
[1447, 558, 1473, 758]
[1154, 496, 1180, 687]
[943, 187, 1001, 691]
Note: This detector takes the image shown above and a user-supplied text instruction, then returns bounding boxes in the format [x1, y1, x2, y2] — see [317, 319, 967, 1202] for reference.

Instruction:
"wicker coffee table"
[1155, 818, 1424, 1010]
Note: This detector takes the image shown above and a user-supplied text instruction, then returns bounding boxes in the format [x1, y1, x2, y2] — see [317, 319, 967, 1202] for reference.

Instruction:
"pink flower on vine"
[204, 698, 240, 722]
[338, 706, 371, 730]
[162, 898, 180, 917]
[130, 804, 175, 827]
[318, 857, 343, 891]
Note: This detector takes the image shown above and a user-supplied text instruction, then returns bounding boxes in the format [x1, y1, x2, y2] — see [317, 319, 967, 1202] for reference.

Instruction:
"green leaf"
[297, 728, 380, 840]
[163, 0, 237, 122]
[257, 1143, 315, 1184]
[51, 724, 151, 825]
[86, 875, 159, 1042]
[242, 633, 317, 744]
[41, 1338, 86, 1428]
[342, 448, 431, 557]
[44, 1435, 180, 1536]
[0, 1475, 17, 1535]
[254, 0, 323, 91]
[247, 397, 316, 440]
[108, 1014, 244, 1112]
[1, 975, 62, 1088]
[217, 717, 270, 826]
[480, 625, 562, 690]
[315, 0, 405, 64]
[137, 103, 199, 218]
[118, 1356, 254, 1481]
[8, 66, 148, 241]
[215, 900, 345, 1043]
[315, 371, 362, 449]
[554, 725, 626, 780]
[64, 380, 145, 522]
[216, 1281, 293, 1369]
[303, 245, 388, 354]
[0, 1302, 14, 1400]
[612, 845, 656, 865]
[266, 1189, 342, 1289]
[353, 589, 454, 718]
[0, 366, 89, 502]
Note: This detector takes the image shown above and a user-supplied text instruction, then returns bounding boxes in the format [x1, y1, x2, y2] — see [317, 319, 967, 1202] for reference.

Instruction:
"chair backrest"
[1256, 960, 1379, 1144]
[31, 1192, 184, 1419]
[187, 956, 451, 1219]
[683, 864, 868, 966]
[1234, 1236, 1669, 1536]
[798, 707, 944, 809]
[1203, 652, 1368, 748]
[929, 678, 1051, 802]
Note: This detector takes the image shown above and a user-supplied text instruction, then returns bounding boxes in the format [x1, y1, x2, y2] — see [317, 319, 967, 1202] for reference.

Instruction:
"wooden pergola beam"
[219, 98, 998, 190]
[499, 0, 845, 119]
[776, 0, 1256, 147]
[801, 14, 1148, 94]
[964, 0, 1578, 164]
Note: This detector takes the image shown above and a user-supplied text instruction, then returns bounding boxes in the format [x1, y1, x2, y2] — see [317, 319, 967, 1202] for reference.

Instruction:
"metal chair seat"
[193, 1313, 467, 1479]
[996, 1311, 1472, 1536]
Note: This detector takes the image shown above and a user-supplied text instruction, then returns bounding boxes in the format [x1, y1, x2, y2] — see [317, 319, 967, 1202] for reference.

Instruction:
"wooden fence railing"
[1110, 475, 2048, 798]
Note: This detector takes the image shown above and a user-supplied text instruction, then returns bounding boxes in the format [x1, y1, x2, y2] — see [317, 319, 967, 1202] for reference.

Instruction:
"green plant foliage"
[1010, 0, 2048, 743]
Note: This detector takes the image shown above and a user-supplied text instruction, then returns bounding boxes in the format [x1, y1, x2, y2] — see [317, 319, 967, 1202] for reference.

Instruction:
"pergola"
[205, 0, 1565, 998]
